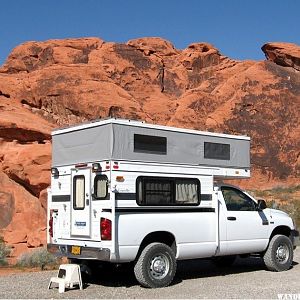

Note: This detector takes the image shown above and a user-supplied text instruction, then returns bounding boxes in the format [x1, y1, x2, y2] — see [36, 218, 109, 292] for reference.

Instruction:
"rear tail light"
[100, 218, 112, 240]
[49, 209, 57, 238]
[49, 215, 53, 238]
[75, 163, 88, 168]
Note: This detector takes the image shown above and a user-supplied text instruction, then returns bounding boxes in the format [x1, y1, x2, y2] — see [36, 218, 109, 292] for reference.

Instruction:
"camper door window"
[73, 175, 85, 210]
[136, 176, 200, 206]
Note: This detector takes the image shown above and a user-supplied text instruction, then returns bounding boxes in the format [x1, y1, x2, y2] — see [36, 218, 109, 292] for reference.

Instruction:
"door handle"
[86, 199, 89, 206]
[227, 216, 236, 221]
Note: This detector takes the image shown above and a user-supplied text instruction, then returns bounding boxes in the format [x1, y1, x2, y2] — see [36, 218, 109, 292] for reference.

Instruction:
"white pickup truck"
[47, 118, 299, 288]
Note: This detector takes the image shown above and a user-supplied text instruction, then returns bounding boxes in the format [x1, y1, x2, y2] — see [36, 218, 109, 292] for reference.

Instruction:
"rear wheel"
[263, 234, 293, 271]
[134, 242, 176, 288]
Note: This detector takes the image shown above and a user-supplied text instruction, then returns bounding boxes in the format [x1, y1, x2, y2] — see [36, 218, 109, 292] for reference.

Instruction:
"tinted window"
[73, 175, 85, 210]
[134, 134, 167, 154]
[221, 187, 257, 211]
[136, 177, 200, 206]
[93, 175, 108, 200]
[204, 142, 230, 160]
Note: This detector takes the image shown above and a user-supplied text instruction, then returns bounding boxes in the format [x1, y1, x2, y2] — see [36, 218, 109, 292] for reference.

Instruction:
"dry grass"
[16, 247, 61, 270]
[248, 185, 300, 228]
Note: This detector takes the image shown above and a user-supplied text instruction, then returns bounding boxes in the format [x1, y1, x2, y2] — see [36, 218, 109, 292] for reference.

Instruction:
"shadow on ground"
[82, 256, 298, 288]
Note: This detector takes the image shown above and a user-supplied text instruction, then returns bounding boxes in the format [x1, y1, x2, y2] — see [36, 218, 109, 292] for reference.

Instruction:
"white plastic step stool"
[48, 264, 83, 293]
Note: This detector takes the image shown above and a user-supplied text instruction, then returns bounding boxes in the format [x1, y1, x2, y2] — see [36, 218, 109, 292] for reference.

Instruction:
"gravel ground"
[0, 248, 299, 299]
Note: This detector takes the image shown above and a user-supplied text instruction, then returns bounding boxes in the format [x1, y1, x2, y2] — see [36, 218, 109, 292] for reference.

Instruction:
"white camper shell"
[47, 118, 298, 288]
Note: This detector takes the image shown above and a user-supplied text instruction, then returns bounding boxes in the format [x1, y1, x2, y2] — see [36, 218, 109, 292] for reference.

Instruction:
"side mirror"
[257, 199, 267, 210]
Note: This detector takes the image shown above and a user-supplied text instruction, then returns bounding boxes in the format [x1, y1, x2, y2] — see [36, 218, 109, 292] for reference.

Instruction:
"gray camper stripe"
[115, 193, 136, 200]
[115, 193, 212, 201]
[201, 194, 212, 201]
[52, 195, 70, 202]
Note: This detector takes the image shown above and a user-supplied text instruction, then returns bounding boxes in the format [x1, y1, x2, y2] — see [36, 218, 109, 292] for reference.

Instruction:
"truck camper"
[47, 118, 299, 288]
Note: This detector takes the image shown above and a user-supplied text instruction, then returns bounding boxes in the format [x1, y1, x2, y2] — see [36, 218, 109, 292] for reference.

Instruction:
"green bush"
[17, 248, 59, 270]
[0, 236, 11, 266]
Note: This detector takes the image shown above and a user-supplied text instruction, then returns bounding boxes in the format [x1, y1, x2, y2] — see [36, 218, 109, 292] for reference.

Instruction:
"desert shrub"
[249, 189, 269, 199]
[271, 185, 300, 194]
[0, 236, 11, 266]
[276, 200, 300, 229]
[248, 185, 300, 228]
[17, 247, 59, 270]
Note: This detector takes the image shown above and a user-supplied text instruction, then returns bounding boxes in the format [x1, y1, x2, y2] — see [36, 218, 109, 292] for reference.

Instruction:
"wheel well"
[136, 231, 176, 259]
[270, 226, 291, 240]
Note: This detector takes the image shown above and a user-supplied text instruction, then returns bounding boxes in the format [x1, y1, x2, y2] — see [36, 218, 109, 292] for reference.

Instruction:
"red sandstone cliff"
[0, 37, 299, 259]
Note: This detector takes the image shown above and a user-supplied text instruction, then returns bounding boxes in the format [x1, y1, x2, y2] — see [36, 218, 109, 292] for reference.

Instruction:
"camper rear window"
[93, 175, 108, 200]
[204, 142, 230, 160]
[134, 134, 167, 155]
[136, 176, 200, 206]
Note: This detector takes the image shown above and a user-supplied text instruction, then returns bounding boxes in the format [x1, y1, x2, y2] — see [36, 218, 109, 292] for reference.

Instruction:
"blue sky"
[0, 0, 299, 65]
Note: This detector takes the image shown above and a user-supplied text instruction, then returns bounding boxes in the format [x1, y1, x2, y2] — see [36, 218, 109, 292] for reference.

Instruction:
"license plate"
[71, 246, 81, 255]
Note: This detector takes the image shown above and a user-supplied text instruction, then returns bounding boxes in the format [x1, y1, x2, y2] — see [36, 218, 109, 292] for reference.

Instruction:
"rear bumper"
[291, 230, 300, 248]
[47, 243, 111, 261]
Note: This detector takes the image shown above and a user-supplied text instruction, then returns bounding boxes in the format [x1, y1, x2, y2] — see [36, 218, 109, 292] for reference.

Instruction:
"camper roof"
[52, 118, 250, 171]
[52, 118, 250, 141]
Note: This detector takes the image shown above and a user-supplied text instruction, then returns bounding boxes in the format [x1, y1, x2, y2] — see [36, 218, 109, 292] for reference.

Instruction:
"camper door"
[71, 168, 91, 237]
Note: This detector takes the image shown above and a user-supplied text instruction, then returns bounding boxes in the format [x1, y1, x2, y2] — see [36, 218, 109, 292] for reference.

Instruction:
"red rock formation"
[262, 42, 300, 71]
[0, 37, 299, 259]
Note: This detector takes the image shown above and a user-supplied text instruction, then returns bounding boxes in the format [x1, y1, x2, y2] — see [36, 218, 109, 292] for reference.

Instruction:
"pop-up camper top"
[52, 118, 250, 178]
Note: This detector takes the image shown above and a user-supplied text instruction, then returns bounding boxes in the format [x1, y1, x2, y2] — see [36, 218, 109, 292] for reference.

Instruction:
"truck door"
[71, 168, 91, 237]
[219, 186, 270, 255]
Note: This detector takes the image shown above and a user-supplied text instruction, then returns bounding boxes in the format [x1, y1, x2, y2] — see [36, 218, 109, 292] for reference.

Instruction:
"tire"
[134, 242, 177, 288]
[263, 234, 293, 272]
[212, 255, 237, 267]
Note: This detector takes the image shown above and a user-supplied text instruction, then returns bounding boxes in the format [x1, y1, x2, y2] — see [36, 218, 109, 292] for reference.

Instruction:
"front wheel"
[134, 242, 177, 288]
[263, 234, 293, 272]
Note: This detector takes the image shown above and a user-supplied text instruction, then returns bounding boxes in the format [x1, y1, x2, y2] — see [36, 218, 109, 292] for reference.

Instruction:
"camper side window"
[73, 175, 85, 210]
[204, 142, 230, 160]
[136, 177, 200, 206]
[93, 175, 108, 200]
[134, 134, 167, 155]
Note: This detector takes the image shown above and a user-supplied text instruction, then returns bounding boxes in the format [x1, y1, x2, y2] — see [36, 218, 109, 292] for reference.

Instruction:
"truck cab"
[215, 184, 298, 257]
